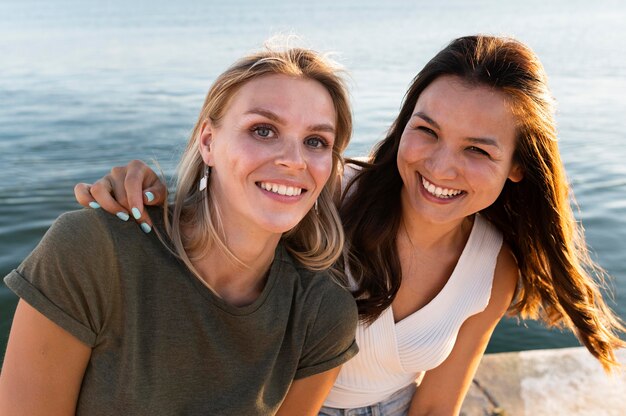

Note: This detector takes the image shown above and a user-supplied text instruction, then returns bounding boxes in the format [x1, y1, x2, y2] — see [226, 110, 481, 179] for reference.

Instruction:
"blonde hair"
[158, 42, 352, 287]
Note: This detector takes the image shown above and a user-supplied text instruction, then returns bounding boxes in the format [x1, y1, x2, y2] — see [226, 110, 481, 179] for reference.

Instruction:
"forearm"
[276, 367, 340, 416]
[407, 383, 461, 416]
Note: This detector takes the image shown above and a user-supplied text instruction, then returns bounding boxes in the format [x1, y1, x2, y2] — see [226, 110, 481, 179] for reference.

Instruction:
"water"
[1, 0, 625, 361]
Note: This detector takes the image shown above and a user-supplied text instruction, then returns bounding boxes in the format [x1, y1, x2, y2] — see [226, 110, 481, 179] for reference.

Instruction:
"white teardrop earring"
[199, 165, 210, 191]
[314, 199, 319, 214]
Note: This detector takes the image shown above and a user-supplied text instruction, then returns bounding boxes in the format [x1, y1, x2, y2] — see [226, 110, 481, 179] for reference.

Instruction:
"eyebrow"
[245, 108, 336, 134]
[412, 111, 441, 130]
[467, 137, 500, 149]
[412, 111, 501, 150]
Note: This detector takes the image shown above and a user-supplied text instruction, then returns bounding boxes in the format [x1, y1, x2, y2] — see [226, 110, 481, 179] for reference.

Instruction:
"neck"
[184, 224, 282, 307]
[399, 193, 474, 253]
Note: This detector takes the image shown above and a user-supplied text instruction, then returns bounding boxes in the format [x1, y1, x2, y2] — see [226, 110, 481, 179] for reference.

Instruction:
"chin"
[258, 216, 306, 235]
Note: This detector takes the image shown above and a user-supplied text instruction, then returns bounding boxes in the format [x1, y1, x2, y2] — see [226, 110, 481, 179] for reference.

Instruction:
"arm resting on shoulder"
[0, 300, 91, 416]
[276, 367, 341, 416]
[407, 245, 519, 416]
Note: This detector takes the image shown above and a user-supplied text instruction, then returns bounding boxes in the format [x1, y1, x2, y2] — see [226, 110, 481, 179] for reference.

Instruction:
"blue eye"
[305, 137, 329, 149]
[252, 125, 275, 138]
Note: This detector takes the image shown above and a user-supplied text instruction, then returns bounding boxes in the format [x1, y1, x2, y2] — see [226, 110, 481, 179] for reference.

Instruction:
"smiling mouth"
[421, 176, 465, 199]
[258, 181, 305, 196]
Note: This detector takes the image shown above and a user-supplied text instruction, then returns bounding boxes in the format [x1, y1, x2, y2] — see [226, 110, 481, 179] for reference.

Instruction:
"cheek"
[466, 162, 509, 197]
[397, 135, 425, 167]
[310, 153, 334, 187]
[319, 153, 339, 184]
[223, 138, 272, 169]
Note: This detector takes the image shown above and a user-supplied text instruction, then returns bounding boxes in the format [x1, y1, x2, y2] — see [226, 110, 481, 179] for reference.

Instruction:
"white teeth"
[421, 177, 463, 199]
[259, 182, 303, 196]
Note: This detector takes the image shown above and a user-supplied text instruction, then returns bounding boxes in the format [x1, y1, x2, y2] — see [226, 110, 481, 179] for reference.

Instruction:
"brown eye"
[418, 126, 438, 138]
[468, 146, 490, 157]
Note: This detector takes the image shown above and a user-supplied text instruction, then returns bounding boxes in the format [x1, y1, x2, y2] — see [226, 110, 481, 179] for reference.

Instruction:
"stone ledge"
[460, 347, 626, 416]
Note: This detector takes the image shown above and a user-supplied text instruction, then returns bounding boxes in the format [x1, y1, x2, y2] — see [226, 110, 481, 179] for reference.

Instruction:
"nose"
[424, 144, 458, 180]
[276, 138, 307, 170]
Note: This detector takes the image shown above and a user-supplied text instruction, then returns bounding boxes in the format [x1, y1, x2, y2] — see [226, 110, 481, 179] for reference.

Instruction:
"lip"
[418, 173, 465, 204]
[255, 179, 309, 203]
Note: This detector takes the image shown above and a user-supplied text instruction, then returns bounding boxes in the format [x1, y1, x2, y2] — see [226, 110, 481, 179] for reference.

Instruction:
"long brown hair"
[341, 35, 624, 371]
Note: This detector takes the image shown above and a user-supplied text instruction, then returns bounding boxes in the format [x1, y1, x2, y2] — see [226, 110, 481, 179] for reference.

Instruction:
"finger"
[89, 177, 133, 223]
[127, 200, 153, 234]
[126, 160, 166, 232]
[128, 159, 165, 207]
[108, 166, 131, 209]
[109, 170, 151, 233]
[142, 182, 167, 206]
[74, 183, 98, 208]
[126, 191, 153, 233]
[124, 166, 148, 217]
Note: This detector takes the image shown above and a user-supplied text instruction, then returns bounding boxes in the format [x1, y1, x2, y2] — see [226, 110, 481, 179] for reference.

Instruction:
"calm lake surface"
[1, 0, 625, 361]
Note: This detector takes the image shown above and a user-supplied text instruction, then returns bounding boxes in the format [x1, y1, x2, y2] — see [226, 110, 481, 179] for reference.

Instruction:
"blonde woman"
[0, 45, 358, 416]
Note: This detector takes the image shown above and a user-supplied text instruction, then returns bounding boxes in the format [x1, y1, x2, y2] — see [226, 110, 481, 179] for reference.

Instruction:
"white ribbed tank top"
[323, 214, 503, 408]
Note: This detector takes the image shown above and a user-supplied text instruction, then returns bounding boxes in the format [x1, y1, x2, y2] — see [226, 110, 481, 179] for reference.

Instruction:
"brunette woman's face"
[199, 74, 336, 238]
[397, 75, 523, 226]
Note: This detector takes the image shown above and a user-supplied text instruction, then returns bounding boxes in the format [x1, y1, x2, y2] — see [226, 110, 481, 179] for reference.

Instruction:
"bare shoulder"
[489, 242, 520, 315]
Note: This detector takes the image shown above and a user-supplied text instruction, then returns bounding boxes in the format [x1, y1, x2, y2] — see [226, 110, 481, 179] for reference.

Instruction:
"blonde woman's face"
[199, 74, 336, 238]
[397, 75, 523, 226]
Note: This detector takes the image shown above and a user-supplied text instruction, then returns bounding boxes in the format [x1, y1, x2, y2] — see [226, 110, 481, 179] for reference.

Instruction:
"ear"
[508, 162, 524, 183]
[198, 120, 215, 166]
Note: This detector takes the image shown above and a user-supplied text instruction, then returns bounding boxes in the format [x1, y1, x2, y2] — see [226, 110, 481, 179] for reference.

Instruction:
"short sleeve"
[3, 209, 118, 347]
[295, 281, 359, 379]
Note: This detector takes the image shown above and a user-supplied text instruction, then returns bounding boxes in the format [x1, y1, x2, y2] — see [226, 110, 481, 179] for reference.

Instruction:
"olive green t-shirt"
[4, 208, 358, 415]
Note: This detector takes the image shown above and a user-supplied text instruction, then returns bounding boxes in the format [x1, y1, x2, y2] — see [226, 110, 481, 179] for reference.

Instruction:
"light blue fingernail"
[89, 201, 101, 209]
[116, 212, 130, 221]
[131, 207, 141, 219]
[140, 222, 152, 234]
[144, 191, 155, 202]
